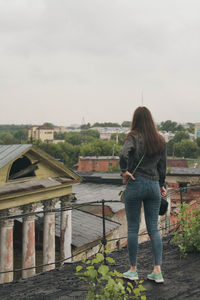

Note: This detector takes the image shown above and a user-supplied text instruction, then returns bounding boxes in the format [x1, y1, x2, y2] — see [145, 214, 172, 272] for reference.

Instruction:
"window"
[9, 156, 37, 180]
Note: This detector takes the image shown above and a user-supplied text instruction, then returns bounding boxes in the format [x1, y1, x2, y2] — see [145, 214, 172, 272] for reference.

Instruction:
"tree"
[91, 122, 120, 128]
[166, 139, 175, 156]
[186, 123, 195, 134]
[80, 123, 91, 130]
[43, 122, 55, 128]
[80, 140, 121, 157]
[64, 132, 82, 145]
[13, 129, 28, 141]
[196, 137, 200, 148]
[111, 133, 126, 145]
[36, 141, 81, 167]
[121, 121, 131, 128]
[0, 133, 17, 144]
[174, 140, 199, 158]
[173, 131, 189, 143]
[160, 120, 178, 132]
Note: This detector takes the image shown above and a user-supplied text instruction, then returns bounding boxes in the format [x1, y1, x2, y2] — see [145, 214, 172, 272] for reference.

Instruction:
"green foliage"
[111, 133, 126, 145]
[64, 132, 82, 145]
[75, 253, 146, 299]
[0, 125, 29, 144]
[80, 140, 122, 157]
[166, 139, 174, 156]
[43, 122, 55, 128]
[195, 137, 200, 148]
[54, 132, 65, 140]
[174, 139, 199, 158]
[173, 131, 189, 143]
[64, 130, 100, 145]
[121, 121, 131, 128]
[81, 123, 91, 129]
[186, 123, 195, 134]
[173, 203, 200, 257]
[159, 120, 185, 132]
[92, 122, 121, 128]
[35, 141, 81, 167]
[13, 129, 28, 141]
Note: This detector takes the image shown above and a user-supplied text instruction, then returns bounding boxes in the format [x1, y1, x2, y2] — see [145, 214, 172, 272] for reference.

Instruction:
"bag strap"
[126, 154, 145, 184]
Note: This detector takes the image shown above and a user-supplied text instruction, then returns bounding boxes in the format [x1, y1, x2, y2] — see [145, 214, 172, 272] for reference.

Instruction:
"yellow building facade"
[28, 126, 54, 142]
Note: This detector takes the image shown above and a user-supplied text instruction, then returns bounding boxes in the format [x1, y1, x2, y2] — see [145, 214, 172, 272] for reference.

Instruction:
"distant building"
[54, 126, 68, 134]
[195, 122, 200, 138]
[0, 144, 81, 283]
[159, 131, 175, 142]
[52, 140, 65, 144]
[78, 156, 119, 172]
[28, 126, 54, 142]
[92, 127, 129, 141]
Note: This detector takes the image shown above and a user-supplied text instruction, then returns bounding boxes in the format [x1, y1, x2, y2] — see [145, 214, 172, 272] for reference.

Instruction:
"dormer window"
[9, 156, 38, 180]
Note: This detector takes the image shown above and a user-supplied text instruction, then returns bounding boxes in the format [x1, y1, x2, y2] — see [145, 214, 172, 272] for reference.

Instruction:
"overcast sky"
[0, 0, 200, 126]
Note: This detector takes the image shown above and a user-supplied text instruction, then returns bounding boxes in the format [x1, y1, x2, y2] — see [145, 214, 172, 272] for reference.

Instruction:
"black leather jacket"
[119, 133, 166, 187]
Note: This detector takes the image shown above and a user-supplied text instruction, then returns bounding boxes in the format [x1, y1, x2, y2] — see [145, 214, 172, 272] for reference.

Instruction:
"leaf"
[98, 265, 109, 276]
[106, 257, 115, 264]
[76, 265, 83, 272]
[87, 268, 97, 279]
[127, 282, 133, 288]
[96, 253, 104, 263]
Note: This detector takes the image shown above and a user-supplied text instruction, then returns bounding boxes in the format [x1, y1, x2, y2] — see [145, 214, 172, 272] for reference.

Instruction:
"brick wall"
[78, 157, 119, 172]
[167, 159, 188, 168]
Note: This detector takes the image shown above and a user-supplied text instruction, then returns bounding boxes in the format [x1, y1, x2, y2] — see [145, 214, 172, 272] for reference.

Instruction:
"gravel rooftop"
[0, 236, 200, 300]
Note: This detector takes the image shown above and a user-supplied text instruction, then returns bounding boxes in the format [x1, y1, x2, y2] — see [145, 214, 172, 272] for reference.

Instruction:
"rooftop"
[79, 156, 119, 160]
[0, 144, 32, 169]
[0, 236, 199, 299]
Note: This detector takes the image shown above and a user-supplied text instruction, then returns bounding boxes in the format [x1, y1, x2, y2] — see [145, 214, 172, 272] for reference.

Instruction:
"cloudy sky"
[0, 0, 200, 126]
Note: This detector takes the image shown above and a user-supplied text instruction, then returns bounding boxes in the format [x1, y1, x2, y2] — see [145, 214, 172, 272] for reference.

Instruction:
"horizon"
[0, 119, 198, 127]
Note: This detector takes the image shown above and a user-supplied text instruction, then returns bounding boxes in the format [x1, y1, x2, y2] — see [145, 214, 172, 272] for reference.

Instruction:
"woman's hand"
[122, 171, 135, 185]
[160, 186, 167, 198]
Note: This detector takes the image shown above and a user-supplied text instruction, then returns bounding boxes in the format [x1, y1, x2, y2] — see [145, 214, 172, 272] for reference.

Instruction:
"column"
[60, 194, 73, 265]
[42, 198, 58, 272]
[0, 209, 15, 284]
[22, 203, 38, 279]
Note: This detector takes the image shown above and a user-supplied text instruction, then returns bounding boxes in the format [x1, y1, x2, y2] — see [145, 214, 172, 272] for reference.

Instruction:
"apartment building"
[28, 126, 54, 142]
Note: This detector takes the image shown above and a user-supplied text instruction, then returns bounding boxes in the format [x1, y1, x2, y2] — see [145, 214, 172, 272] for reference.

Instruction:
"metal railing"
[0, 185, 199, 278]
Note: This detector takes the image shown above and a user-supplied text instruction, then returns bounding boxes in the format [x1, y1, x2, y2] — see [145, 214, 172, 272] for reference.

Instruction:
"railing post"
[180, 187, 183, 208]
[101, 200, 107, 265]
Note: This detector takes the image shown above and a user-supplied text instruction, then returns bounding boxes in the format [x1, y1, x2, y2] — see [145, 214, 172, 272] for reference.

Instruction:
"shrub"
[75, 252, 146, 300]
[173, 203, 200, 257]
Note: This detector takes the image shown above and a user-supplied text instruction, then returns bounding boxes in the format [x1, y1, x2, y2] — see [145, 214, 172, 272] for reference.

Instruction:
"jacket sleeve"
[157, 147, 167, 187]
[119, 136, 136, 173]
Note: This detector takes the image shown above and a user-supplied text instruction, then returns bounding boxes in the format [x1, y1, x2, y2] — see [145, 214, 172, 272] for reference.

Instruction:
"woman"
[119, 106, 166, 283]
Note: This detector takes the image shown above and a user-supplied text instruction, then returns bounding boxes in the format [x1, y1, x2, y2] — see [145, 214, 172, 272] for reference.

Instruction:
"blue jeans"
[124, 175, 162, 266]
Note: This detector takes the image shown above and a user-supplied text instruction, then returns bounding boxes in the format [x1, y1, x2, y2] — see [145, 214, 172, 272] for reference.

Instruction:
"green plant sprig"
[75, 252, 146, 300]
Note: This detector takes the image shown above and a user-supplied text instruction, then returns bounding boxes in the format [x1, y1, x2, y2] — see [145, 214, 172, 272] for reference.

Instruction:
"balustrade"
[0, 194, 73, 283]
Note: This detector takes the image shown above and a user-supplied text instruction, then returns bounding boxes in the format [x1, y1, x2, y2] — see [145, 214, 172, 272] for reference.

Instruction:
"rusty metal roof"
[53, 209, 120, 248]
[71, 209, 120, 248]
[0, 144, 32, 169]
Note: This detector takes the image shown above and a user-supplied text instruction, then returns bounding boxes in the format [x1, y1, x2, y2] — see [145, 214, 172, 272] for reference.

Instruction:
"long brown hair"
[128, 106, 165, 156]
